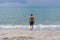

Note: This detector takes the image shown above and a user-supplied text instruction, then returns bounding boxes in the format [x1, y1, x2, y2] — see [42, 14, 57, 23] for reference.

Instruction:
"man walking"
[29, 14, 34, 30]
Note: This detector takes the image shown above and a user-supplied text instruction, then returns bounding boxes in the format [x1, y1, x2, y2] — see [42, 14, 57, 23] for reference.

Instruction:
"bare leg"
[30, 25, 33, 30]
[31, 25, 33, 30]
[30, 25, 31, 30]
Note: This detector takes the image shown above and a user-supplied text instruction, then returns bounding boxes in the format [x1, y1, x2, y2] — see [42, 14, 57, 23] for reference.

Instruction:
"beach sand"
[0, 29, 60, 40]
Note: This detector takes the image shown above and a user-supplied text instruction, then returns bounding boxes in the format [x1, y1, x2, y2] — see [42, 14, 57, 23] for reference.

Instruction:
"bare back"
[29, 16, 34, 22]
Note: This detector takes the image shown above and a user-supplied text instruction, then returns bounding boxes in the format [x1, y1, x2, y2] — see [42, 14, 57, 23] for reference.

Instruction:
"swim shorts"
[29, 21, 34, 25]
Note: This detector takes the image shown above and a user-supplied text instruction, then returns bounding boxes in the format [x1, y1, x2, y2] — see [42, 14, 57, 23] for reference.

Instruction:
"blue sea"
[0, 7, 60, 28]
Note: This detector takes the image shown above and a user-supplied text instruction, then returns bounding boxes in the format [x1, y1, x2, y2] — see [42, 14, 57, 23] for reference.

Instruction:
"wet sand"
[0, 29, 60, 40]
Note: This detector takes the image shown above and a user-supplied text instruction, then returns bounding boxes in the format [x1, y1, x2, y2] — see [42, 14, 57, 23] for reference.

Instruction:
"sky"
[0, 0, 60, 7]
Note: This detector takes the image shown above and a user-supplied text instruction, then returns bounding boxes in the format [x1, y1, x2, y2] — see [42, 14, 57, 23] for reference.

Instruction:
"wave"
[0, 24, 60, 28]
[0, 25, 37, 28]
[39, 24, 60, 28]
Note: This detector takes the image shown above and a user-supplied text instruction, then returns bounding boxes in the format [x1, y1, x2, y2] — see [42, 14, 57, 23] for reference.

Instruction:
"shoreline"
[0, 29, 60, 40]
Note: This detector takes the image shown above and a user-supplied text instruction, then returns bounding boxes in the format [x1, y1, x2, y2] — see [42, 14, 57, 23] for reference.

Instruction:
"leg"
[30, 25, 33, 30]
[29, 22, 31, 30]
[29, 21, 33, 30]
[31, 25, 33, 30]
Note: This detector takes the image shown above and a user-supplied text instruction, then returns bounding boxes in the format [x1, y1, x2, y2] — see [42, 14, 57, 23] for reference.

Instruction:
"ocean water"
[0, 7, 60, 28]
[0, 7, 40, 25]
[40, 8, 60, 25]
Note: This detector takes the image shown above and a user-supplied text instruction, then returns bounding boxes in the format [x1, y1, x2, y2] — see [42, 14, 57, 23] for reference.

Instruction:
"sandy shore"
[0, 29, 60, 40]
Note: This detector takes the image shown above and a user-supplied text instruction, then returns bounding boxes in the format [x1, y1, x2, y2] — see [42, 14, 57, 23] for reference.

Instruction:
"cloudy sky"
[0, 0, 60, 7]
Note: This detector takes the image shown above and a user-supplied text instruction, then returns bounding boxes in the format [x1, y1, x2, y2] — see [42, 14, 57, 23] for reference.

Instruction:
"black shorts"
[29, 21, 34, 25]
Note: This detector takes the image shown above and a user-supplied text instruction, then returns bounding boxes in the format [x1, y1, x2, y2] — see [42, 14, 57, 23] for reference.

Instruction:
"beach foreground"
[0, 29, 60, 40]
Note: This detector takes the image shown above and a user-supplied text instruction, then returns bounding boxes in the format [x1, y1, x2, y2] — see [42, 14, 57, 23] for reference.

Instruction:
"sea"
[0, 7, 60, 28]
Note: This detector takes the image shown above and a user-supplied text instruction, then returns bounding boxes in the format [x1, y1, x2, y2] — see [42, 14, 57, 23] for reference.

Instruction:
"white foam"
[38, 24, 60, 28]
[0, 24, 60, 28]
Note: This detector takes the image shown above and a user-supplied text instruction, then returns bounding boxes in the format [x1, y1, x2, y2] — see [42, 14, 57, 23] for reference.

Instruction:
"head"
[31, 14, 33, 16]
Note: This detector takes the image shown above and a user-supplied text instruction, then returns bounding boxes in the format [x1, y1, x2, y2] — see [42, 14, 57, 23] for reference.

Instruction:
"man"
[29, 14, 34, 30]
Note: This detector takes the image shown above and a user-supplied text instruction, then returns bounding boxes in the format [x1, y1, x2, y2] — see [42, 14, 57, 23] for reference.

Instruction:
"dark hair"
[31, 14, 33, 16]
